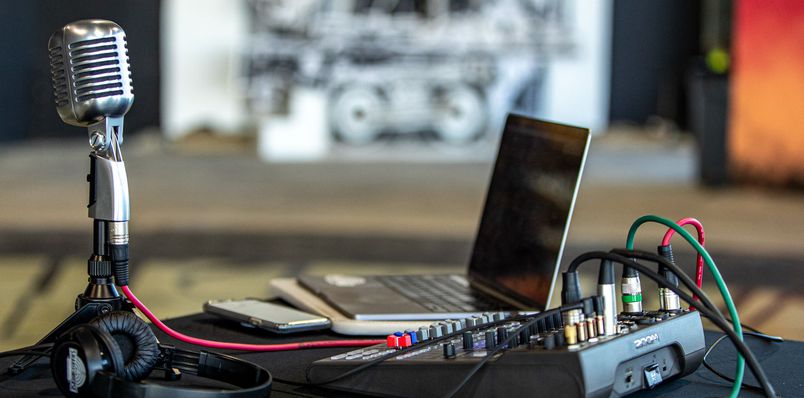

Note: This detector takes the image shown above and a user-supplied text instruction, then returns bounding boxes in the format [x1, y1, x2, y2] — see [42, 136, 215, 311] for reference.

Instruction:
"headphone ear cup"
[90, 311, 160, 381]
[51, 324, 125, 397]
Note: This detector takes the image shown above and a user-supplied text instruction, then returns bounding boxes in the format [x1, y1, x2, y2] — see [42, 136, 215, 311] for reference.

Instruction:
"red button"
[387, 335, 401, 348]
[399, 334, 413, 348]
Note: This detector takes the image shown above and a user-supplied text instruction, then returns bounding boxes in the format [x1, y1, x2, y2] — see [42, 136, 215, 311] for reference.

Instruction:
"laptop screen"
[468, 115, 590, 310]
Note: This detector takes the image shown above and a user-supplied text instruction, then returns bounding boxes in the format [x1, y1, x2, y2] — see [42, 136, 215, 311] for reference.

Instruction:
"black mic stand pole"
[8, 120, 133, 374]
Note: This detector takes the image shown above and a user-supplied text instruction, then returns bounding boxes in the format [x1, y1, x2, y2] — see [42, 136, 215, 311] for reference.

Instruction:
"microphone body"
[49, 20, 133, 224]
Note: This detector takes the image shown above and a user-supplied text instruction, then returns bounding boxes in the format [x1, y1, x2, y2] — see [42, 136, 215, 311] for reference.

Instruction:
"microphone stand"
[8, 118, 133, 374]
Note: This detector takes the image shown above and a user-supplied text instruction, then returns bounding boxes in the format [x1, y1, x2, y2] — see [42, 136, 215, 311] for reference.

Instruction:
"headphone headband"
[90, 345, 272, 398]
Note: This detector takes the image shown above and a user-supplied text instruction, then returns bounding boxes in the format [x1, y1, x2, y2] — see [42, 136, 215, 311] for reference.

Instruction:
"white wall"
[161, 0, 250, 139]
[161, 0, 612, 140]
[537, 0, 612, 134]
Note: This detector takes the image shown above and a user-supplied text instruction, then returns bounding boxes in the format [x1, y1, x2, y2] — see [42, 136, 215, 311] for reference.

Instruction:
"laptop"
[296, 115, 591, 320]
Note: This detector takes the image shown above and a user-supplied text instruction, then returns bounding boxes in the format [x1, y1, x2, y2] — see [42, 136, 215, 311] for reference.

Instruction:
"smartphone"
[204, 299, 331, 334]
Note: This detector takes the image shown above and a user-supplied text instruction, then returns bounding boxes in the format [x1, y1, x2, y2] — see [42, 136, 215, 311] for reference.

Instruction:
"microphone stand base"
[6, 291, 132, 374]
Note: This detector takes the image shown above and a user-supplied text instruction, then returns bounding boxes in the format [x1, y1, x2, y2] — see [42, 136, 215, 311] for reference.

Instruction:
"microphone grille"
[49, 45, 69, 107]
[66, 35, 132, 103]
[48, 20, 134, 125]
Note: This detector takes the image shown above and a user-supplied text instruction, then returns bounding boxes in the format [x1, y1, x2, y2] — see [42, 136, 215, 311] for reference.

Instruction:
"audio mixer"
[306, 307, 705, 397]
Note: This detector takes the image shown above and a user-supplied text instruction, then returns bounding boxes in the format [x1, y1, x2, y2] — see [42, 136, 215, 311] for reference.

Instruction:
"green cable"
[626, 215, 744, 398]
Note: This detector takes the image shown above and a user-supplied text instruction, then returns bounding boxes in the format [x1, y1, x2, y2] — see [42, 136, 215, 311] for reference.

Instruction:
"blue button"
[394, 331, 404, 337]
[407, 331, 418, 344]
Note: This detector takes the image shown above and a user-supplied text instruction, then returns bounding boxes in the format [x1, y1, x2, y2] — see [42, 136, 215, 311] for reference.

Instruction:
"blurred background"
[1, 0, 803, 351]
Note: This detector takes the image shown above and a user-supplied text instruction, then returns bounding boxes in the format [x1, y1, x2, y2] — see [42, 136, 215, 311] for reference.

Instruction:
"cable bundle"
[624, 215, 776, 397]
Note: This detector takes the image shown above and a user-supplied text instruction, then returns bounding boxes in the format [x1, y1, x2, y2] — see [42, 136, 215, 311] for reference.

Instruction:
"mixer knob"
[518, 328, 529, 345]
[405, 330, 418, 344]
[537, 318, 547, 333]
[430, 325, 443, 338]
[399, 334, 413, 348]
[462, 331, 474, 350]
[543, 332, 557, 350]
[418, 326, 430, 340]
[485, 330, 496, 350]
[496, 326, 509, 346]
[553, 312, 563, 329]
[442, 321, 454, 334]
[555, 329, 566, 347]
[451, 320, 463, 331]
[443, 342, 456, 358]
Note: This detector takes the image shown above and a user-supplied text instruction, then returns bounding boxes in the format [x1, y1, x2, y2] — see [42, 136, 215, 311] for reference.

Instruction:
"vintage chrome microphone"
[49, 19, 133, 289]
[49, 19, 133, 138]
[8, 19, 137, 375]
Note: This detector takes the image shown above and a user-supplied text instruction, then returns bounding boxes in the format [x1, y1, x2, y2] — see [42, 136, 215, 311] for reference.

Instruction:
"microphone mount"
[87, 119, 129, 227]
[88, 116, 125, 159]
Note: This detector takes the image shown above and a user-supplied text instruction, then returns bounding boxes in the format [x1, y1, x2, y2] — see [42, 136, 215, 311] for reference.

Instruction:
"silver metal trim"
[107, 221, 129, 245]
[546, 131, 592, 309]
[598, 283, 618, 336]
[87, 117, 125, 156]
[562, 308, 582, 327]
[659, 288, 681, 312]
[621, 276, 642, 295]
[88, 154, 129, 222]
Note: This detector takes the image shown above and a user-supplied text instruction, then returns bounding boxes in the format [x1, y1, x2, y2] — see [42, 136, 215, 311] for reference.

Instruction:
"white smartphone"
[203, 299, 331, 334]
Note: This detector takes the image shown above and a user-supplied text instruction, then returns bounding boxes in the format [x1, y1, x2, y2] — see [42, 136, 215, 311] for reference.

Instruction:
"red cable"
[661, 218, 705, 307]
[121, 286, 384, 351]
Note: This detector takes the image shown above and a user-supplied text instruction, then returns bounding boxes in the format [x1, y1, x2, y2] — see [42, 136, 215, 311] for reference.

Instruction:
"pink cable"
[661, 218, 705, 307]
[121, 286, 384, 351]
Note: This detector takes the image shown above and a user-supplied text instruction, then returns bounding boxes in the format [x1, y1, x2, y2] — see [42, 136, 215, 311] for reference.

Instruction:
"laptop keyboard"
[376, 275, 500, 313]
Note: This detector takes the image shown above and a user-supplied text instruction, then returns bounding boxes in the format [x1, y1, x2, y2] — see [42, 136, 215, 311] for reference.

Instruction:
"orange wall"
[730, 0, 804, 185]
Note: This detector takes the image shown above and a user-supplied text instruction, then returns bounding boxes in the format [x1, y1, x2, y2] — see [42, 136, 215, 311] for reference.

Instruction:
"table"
[1, 313, 801, 397]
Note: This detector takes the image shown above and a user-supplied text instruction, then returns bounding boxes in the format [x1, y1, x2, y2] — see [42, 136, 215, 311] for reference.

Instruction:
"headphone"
[50, 311, 272, 398]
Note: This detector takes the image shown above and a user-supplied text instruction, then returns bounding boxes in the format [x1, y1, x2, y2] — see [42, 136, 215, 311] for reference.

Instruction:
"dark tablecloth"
[1, 313, 801, 397]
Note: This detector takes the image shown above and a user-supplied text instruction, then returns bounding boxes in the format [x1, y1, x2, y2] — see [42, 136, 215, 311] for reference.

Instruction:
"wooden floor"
[1, 132, 803, 351]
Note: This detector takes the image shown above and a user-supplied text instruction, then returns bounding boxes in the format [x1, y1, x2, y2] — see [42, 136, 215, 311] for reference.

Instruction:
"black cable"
[441, 309, 560, 398]
[734, 329, 782, 342]
[0, 344, 54, 382]
[305, 305, 580, 387]
[728, 321, 781, 339]
[613, 253, 777, 397]
[703, 332, 783, 391]
[738, 322, 764, 335]
[573, 250, 782, 394]
[0, 343, 52, 357]
[593, 249, 780, 344]
[604, 250, 783, 344]
[610, 249, 725, 318]
[609, 250, 784, 344]
[0, 351, 51, 360]
[569, 250, 724, 319]
[580, 252, 776, 398]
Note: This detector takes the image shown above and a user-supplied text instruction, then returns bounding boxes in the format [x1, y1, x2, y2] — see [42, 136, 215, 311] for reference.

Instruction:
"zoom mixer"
[306, 301, 706, 397]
